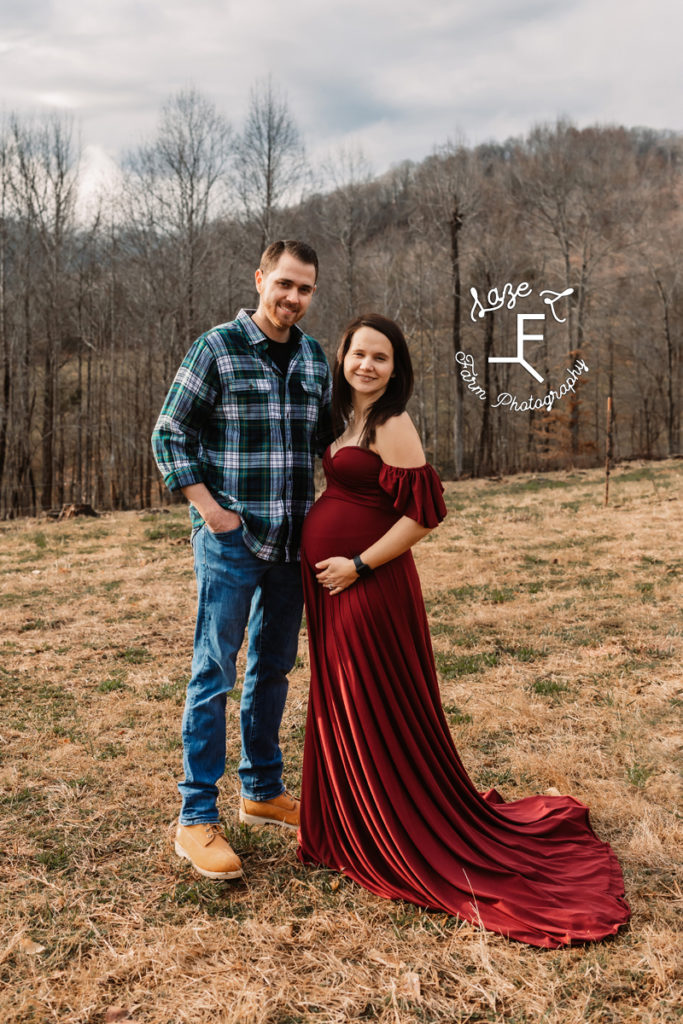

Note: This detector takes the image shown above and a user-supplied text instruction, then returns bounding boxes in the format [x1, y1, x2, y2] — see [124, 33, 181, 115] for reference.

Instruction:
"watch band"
[353, 554, 373, 578]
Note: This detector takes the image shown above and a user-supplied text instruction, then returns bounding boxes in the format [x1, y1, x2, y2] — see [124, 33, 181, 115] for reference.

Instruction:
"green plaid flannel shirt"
[152, 309, 333, 562]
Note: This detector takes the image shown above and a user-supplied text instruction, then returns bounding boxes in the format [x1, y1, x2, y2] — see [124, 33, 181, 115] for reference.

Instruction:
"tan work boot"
[174, 822, 243, 879]
[239, 791, 299, 832]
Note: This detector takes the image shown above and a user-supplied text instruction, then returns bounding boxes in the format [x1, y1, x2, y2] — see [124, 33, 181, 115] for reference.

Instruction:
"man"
[152, 240, 332, 879]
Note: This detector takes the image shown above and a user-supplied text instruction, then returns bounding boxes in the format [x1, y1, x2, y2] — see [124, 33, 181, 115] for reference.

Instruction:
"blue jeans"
[178, 524, 303, 825]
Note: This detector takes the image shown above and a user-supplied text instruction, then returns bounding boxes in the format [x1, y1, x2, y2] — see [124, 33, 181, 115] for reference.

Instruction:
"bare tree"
[125, 88, 233, 345]
[9, 113, 78, 510]
[319, 146, 375, 321]
[0, 123, 10, 506]
[510, 122, 642, 461]
[234, 77, 306, 252]
[114, 90, 235, 508]
[415, 143, 479, 477]
[637, 213, 682, 457]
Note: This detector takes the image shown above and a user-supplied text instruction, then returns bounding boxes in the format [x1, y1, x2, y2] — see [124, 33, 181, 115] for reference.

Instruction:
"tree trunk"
[450, 201, 464, 477]
[477, 295, 494, 476]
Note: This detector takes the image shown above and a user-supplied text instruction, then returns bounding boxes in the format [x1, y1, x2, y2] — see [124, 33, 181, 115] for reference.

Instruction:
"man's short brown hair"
[260, 240, 319, 282]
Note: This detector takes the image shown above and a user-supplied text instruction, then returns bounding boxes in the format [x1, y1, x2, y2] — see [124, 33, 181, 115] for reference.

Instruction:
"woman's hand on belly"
[314, 556, 358, 595]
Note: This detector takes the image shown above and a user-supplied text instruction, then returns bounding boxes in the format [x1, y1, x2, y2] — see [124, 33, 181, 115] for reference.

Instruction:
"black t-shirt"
[266, 334, 299, 376]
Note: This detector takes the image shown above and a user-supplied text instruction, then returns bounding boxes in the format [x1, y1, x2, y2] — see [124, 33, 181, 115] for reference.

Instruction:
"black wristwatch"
[353, 554, 373, 578]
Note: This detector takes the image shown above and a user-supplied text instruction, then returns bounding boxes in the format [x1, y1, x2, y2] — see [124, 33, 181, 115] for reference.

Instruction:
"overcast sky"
[1, 0, 681, 181]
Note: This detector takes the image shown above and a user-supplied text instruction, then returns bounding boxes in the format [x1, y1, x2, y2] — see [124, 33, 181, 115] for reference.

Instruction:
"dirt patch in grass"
[1, 461, 681, 1023]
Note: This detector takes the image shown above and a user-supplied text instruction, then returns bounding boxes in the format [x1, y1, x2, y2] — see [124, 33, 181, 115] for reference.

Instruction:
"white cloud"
[75, 143, 124, 222]
[0, 0, 679, 172]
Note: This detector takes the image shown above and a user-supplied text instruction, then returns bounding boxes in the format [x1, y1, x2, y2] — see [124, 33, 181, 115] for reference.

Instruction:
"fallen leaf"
[396, 970, 421, 1000]
[367, 949, 401, 969]
[104, 1008, 132, 1022]
[18, 937, 46, 955]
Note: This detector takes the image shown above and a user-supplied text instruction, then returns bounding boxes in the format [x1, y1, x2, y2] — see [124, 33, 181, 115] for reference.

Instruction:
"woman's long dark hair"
[332, 313, 414, 448]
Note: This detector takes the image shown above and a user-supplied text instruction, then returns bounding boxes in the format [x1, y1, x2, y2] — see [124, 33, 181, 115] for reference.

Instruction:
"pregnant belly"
[301, 495, 397, 568]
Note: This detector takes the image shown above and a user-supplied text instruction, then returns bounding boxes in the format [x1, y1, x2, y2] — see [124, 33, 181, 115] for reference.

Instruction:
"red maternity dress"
[297, 445, 630, 948]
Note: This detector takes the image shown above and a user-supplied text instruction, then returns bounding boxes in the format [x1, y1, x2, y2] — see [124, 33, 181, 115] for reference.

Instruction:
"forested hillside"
[0, 86, 680, 516]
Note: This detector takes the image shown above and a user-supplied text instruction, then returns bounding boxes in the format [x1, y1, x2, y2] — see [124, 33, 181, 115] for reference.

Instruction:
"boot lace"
[204, 822, 224, 843]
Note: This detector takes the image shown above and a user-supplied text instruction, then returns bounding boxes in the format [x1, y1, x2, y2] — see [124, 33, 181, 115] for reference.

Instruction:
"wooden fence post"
[605, 396, 613, 507]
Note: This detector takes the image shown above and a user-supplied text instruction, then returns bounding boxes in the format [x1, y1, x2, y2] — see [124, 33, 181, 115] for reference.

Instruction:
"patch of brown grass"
[1, 461, 681, 1023]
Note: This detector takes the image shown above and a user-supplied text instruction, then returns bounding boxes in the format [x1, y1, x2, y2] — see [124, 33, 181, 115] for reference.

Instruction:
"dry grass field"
[0, 460, 681, 1024]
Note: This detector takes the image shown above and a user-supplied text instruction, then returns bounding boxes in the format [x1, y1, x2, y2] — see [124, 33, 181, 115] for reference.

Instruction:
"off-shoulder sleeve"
[378, 463, 448, 528]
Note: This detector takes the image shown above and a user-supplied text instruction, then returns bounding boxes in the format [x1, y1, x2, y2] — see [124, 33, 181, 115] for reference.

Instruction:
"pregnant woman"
[296, 313, 630, 948]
